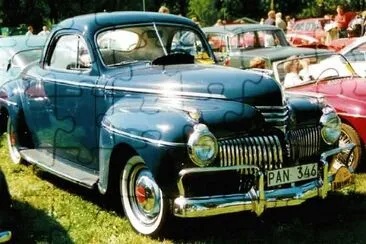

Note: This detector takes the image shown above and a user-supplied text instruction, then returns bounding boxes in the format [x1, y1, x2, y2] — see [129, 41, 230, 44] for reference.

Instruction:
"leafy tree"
[188, 0, 218, 27]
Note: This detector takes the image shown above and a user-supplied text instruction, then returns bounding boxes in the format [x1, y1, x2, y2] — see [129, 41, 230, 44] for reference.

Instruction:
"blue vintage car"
[0, 12, 353, 235]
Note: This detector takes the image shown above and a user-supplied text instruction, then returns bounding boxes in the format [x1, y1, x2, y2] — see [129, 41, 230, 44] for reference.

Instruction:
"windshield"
[97, 24, 214, 66]
[274, 53, 357, 88]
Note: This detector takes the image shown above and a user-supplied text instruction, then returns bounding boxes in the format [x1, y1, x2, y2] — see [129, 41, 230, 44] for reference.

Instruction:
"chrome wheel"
[6, 118, 22, 164]
[121, 155, 166, 235]
[337, 123, 361, 172]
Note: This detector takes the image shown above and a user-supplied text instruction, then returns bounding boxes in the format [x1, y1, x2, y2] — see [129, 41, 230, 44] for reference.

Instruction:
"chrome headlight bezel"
[187, 124, 218, 167]
[320, 106, 341, 145]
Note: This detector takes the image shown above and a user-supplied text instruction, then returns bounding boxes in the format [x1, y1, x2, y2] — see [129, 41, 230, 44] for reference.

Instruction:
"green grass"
[1, 134, 366, 243]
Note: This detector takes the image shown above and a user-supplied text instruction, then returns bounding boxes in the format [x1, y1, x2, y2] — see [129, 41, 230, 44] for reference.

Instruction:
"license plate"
[267, 163, 318, 187]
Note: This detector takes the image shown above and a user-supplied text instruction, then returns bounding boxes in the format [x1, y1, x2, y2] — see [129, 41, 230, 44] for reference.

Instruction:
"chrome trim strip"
[255, 106, 288, 109]
[337, 112, 366, 119]
[0, 98, 17, 106]
[40, 77, 227, 99]
[101, 121, 185, 147]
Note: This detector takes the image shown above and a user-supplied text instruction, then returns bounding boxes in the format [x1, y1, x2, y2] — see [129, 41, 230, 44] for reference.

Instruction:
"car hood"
[235, 46, 331, 62]
[105, 63, 284, 106]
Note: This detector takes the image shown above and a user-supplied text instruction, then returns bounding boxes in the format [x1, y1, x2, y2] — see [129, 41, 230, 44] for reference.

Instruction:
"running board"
[20, 149, 99, 189]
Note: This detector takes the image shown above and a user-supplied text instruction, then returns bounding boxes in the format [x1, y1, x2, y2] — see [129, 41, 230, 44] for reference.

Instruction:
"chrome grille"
[256, 106, 289, 127]
[218, 135, 283, 171]
[288, 127, 321, 161]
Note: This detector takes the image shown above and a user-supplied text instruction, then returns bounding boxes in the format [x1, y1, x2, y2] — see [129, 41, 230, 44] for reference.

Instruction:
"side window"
[295, 23, 304, 31]
[49, 35, 91, 71]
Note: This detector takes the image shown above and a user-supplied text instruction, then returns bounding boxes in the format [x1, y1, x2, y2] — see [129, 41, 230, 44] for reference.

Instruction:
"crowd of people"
[260, 5, 366, 43]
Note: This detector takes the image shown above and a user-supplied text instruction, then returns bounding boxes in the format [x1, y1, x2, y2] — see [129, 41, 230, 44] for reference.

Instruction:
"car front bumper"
[173, 144, 354, 218]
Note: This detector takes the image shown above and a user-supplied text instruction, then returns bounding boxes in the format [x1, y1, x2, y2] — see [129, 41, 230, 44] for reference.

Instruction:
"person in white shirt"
[275, 12, 287, 31]
[283, 56, 312, 88]
[38, 26, 50, 36]
[25, 25, 33, 36]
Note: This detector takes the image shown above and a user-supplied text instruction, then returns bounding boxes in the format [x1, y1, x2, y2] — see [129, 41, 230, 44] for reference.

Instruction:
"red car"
[273, 53, 366, 171]
[288, 18, 330, 43]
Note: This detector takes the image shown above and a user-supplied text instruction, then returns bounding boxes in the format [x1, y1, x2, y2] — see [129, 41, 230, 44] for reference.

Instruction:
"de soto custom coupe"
[0, 12, 353, 235]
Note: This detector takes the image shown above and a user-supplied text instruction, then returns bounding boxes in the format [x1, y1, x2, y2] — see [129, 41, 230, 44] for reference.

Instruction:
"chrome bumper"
[174, 144, 354, 218]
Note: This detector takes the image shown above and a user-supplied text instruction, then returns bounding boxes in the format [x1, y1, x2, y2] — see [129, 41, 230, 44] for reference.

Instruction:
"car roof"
[54, 11, 197, 35]
[202, 24, 281, 35]
[0, 35, 47, 53]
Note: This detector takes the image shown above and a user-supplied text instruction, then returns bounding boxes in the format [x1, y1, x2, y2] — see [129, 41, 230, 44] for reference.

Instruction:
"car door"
[26, 33, 100, 170]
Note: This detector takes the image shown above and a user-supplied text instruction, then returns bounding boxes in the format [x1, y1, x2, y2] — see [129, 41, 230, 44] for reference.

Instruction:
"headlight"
[187, 124, 218, 167]
[320, 106, 341, 145]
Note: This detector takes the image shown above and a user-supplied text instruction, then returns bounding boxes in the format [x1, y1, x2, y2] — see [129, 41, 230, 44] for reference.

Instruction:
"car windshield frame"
[273, 53, 358, 88]
[95, 22, 215, 67]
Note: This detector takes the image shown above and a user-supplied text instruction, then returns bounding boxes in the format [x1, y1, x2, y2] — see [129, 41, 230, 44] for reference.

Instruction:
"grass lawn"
[1, 135, 366, 243]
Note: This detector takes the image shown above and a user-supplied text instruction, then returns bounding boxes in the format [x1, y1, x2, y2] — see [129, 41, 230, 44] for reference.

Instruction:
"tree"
[188, 0, 218, 27]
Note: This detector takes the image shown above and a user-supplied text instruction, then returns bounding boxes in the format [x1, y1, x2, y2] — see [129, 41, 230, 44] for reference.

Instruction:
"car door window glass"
[49, 35, 91, 71]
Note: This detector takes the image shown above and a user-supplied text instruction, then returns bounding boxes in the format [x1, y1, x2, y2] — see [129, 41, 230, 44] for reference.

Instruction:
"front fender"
[98, 97, 196, 194]
[97, 96, 264, 194]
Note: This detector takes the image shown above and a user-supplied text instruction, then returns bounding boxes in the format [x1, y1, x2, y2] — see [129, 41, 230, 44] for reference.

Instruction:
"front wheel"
[6, 118, 23, 164]
[120, 155, 168, 236]
[338, 123, 362, 172]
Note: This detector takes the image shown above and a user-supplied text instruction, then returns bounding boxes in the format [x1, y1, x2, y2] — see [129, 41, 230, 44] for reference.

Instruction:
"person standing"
[264, 10, 276, 25]
[335, 5, 348, 38]
[25, 25, 33, 36]
[38, 26, 50, 36]
[275, 12, 286, 31]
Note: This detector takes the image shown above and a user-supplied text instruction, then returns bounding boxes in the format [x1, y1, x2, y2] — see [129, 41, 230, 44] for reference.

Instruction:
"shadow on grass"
[0, 200, 73, 244]
[31, 170, 366, 243]
[34, 170, 122, 213]
[163, 192, 366, 243]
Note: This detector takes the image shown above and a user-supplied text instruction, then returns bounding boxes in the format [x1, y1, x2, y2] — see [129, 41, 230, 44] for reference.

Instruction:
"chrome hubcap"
[338, 131, 354, 167]
[133, 168, 161, 219]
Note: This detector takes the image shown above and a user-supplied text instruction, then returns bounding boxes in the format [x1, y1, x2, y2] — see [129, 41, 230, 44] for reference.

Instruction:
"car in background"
[287, 18, 330, 43]
[202, 24, 331, 69]
[273, 53, 366, 171]
[286, 33, 331, 50]
[288, 14, 356, 43]
[0, 11, 353, 236]
[339, 36, 366, 77]
[0, 35, 47, 85]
